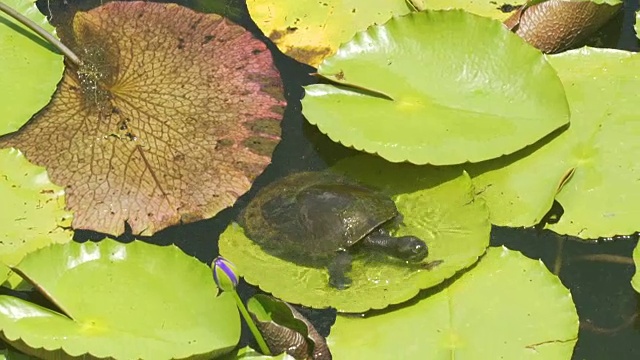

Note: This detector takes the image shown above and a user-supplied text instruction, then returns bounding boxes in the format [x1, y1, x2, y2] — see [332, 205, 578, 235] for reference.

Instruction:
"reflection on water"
[35, 0, 640, 358]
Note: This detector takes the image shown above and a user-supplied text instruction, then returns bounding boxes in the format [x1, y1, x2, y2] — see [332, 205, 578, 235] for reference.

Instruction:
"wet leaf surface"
[0, 1, 285, 236]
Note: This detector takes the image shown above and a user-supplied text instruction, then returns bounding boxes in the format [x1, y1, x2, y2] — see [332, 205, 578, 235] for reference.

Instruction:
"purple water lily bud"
[212, 256, 239, 291]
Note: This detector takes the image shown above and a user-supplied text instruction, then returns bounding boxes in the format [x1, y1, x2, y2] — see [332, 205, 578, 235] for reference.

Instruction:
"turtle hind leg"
[363, 228, 428, 263]
[327, 250, 353, 290]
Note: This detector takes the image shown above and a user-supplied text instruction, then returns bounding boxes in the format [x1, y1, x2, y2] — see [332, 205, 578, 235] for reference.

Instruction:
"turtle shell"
[239, 171, 398, 264]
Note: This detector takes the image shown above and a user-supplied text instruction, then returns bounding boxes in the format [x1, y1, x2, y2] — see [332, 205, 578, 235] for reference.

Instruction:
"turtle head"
[395, 236, 428, 262]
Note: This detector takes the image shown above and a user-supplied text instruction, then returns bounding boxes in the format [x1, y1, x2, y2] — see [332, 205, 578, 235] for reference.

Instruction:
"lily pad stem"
[232, 291, 272, 356]
[0, 1, 81, 66]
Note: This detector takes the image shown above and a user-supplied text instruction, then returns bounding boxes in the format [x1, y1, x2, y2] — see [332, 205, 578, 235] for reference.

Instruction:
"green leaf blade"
[0, 0, 64, 136]
[328, 247, 578, 359]
[302, 10, 569, 165]
[465, 48, 640, 238]
[0, 239, 240, 359]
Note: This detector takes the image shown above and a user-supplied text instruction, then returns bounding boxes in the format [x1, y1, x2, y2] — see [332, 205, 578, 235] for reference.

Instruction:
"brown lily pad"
[0, 1, 285, 235]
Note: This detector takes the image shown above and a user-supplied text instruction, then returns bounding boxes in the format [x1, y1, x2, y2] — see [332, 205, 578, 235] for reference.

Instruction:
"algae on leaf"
[0, 0, 64, 136]
[220, 154, 490, 312]
[0, 148, 72, 281]
[0, 239, 240, 359]
[302, 10, 569, 165]
[247, 0, 412, 67]
[328, 247, 578, 359]
[0, 1, 285, 236]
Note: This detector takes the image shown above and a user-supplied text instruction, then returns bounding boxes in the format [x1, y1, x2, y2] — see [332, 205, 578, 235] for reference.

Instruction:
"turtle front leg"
[328, 250, 353, 290]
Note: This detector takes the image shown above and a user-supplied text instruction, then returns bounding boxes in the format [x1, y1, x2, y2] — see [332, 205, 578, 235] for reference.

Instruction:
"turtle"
[239, 171, 429, 290]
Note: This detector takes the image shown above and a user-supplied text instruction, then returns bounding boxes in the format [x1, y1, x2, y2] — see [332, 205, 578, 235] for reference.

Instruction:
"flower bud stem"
[232, 290, 271, 355]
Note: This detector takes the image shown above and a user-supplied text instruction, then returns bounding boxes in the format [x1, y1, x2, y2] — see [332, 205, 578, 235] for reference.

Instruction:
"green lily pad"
[0, 148, 73, 286]
[465, 48, 640, 238]
[302, 10, 569, 165]
[328, 246, 579, 359]
[246, 0, 412, 67]
[220, 154, 490, 312]
[0, 0, 64, 135]
[0, 239, 240, 359]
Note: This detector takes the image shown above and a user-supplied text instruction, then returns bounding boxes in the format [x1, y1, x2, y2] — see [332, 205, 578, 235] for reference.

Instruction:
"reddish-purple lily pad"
[0, 1, 285, 235]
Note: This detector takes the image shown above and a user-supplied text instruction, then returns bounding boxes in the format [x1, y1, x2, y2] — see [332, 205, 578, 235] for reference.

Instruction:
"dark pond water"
[19, 0, 640, 358]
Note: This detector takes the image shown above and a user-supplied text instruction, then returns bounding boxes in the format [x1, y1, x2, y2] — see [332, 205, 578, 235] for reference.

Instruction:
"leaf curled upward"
[0, 2, 285, 235]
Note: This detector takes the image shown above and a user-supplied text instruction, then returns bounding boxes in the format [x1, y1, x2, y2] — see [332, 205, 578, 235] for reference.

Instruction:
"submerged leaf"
[302, 10, 569, 165]
[0, 1, 285, 235]
[246, 0, 412, 67]
[0, 239, 240, 359]
[328, 247, 579, 359]
[220, 155, 490, 312]
[0, 0, 64, 136]
[0, 148, 72, 279]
